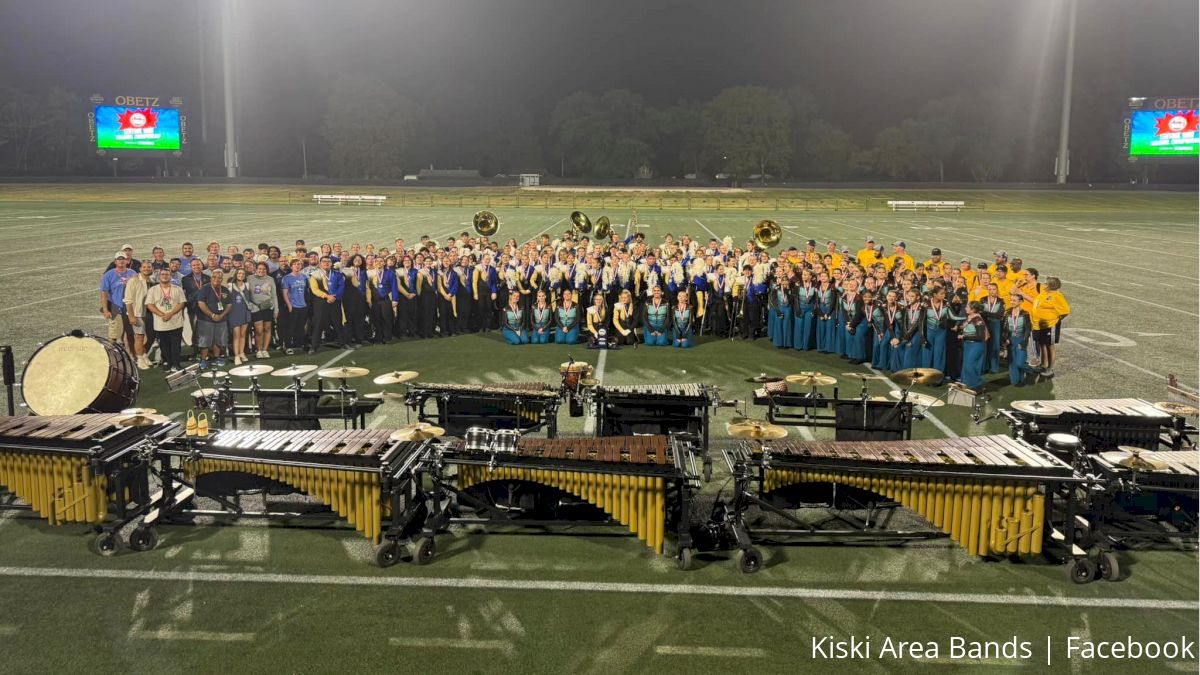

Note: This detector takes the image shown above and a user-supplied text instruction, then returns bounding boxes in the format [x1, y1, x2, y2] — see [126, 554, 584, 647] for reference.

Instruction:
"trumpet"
[752, 219, 782, 250]
[473, 210, 499, 236]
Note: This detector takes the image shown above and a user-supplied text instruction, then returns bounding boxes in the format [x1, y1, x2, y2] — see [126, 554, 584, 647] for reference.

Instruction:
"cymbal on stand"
[887, 390, 945, 407]
[1153, 401, 1199, 417]
[229, 364, 275, 378]
[373, 370, 419, 385]
[271, 364, 319, 377]
[784, 372, 837, 387]
[746, 374, 783, 384]
[1010, 400, 1063, 417]
[891, 368, 944, 386]
[726, 419, 789, 440]
[389, 422, 445, 442]
[318, 366, 371, 379]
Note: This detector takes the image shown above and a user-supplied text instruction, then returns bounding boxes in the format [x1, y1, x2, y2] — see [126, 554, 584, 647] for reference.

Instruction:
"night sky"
[1, 0, 1196, 144]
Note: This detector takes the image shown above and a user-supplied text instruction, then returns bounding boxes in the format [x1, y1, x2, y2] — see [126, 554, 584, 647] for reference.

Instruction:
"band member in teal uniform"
[899, 288, 926, 369]
[501, 292, 528, 345]
[555, 289, 581, 344]
[1003, 291, 1034, 386]
[959, 301, 988, 390]
[792, 269, 816, 351]
[920, 285, 950, 384]
[642, 285, 671, 346]
[815, 273, 837, 353]
[980, 283, 1005, 373]
[870, 289, 901, 371]
[671, 290, 695, 348]
[529, 290, 554, 344]
[832, 270, 846, 356]
[840, 278, 868, 364]
[768, 276, 794, 348]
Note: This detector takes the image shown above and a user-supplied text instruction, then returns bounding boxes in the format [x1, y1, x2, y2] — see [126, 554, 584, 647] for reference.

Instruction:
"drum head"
[464, 426, 495, 453]
[22, 335, 113, 415]
[493, 430, 520, 454]
[1045, 432, 1080, 450]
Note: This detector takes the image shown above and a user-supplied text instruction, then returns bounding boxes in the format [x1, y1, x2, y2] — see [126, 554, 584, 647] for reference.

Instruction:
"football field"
[0, 186, 1196, 673]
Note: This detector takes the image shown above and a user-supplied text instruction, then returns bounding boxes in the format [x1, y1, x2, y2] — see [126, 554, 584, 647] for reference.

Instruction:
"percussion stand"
[335, 378, 353, 430]
[288, 375, 305, 416]
[219, 376, 235, 429]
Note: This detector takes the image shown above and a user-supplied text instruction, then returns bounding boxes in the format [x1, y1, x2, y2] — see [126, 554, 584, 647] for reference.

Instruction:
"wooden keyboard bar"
[760, 435, 1071, 476]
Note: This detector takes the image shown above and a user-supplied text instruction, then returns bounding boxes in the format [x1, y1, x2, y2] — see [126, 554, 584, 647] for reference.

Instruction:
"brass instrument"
[594, 216, 613, 241]
[473, 210, 499, 237]
[570, 210, 593, 235]
[752, 219, 782, 250]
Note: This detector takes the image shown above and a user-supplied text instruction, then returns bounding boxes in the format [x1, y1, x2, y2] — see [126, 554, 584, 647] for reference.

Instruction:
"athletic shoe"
[285, 348, 295, 356]
[215, 358, 226, 367]
[1041, 369, 1054, 377]
[199, 360, 208, 370]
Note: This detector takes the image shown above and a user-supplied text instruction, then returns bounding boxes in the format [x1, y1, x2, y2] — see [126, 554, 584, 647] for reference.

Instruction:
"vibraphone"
[1081, 449, 1199, 574]
[0, 414, 167, 554]
[589, 383, 722, 449]
[707, 435, 1090, 578]
[1002, 398, 1196, 452]
[405, 381, 562, 437]
[416, 434, 702, 564]
[154, 429, 431, 566]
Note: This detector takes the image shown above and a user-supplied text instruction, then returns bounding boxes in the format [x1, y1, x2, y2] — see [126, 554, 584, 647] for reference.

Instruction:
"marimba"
[709, 435, 1081, 575]
[0, 414, 166, 554]
[418, 434, 702, 560]
[589, 383, 721, 449]
[1003, 398, 1194, 452]
[405, 381, 562, 437]
[153, 429, 431, 566]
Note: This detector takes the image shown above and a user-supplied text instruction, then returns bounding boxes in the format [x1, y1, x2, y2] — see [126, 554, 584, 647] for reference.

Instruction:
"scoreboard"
[1123, 95, 1199, 162]
[86, 94, 189, 158]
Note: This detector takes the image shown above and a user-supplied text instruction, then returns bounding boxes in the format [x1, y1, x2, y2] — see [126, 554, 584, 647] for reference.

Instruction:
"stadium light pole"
[220, 0, 239, 178]
[1054, 0, 1078, 185]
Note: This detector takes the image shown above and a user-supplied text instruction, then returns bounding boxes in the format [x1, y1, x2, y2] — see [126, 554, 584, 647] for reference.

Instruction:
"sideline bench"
[312, 194, 387, 206]
[886, 200, 965, 212]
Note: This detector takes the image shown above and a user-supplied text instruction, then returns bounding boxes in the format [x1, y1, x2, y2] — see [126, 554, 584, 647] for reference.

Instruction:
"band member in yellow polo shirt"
[1031, 277, 1070, 377]
[888, 241, 915, 273]
[922, 248, 949, 278]
[987, 250, 1008, 276]
[855, 236, 877, 268]
[824, 240, 843, 269]
[958, 259, 978, 292]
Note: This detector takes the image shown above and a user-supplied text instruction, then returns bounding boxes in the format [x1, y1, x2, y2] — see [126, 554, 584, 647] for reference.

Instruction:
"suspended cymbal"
[785, 372, 837, 387]
[727, 419, 789, 441]
[1011, 400, 1063, 417]
[560, 361, 592, 373]
[271, 364, 319, 377]
[318, 366, 371, 379]
[1100, 447, 1169, 471]
[746, 373, 783, 384]
[115, 413, 172, 427]
[373, 370, 419, 385]
[229, 364, 275, 378]
[120, 407, 157, 416]
[579, 378, 600, 387]
[842, 372, 887, 381]
[389, 422, 445, 442]
[363, 391, 406, 401]
[891, 368, 944, 386]
[888, 390, 945, 407]
[191, 388, 217, 398]
[199, 371, 229, 379]
[1153, 401, 1200, 417]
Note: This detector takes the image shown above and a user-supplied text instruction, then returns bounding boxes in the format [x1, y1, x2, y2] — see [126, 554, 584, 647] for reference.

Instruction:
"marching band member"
[1004, 290, 1035, 386]
[840, 278, 868, 365]
[415, 259, 437, 339]
[671, 290, 695, 348]
[745, 256, 769, 340]
[501, 292, 528, 345]
[437, 257, 459, 337]
[870, 289, 901, 371]
[958, 301, 988, 390]
[366, 258, 395, 344]
[981, 283, 1005, 373]
[394, 256, 417, 338]
[1031, 277, 1070, 377]
[585, 293, 609, 346]
[792, 268, 817, 351]
[529, 289, 554, 344]
[342, 254, 370, 346]
[308, 256, 347, 354]
[768, 274, 793, 349]
[612, 289, 638, 346]
[642, 285, 671, 346]
[920, 285, 951, 385]
[689, 257, 709, 329]
[899, 287, 926, 369]
[554, 289, 581, 344]
[814, 272, 837, 353]
[473, 253, 499, 332]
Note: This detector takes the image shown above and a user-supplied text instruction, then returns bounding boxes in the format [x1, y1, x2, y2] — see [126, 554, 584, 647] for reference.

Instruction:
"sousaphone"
[473, 210, 499, 237]
[570, 210, 593, 235]
[752, 219, 782, 250]
[594, 216, 613, 240]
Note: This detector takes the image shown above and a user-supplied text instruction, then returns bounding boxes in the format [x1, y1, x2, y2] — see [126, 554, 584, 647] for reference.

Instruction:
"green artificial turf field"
[0, 184, 1196, 673]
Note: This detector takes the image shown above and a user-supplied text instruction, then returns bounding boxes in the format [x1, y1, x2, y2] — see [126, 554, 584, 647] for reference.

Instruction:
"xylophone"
[589, 383, 723, 449]
[417, 434, 702, 561]
[406, 381, 562, 437]
[1002, 398, 1195, 452]
[154, 429, 431, 566]
[0, 414, 167, 554]
[707, 434, 1085, 577]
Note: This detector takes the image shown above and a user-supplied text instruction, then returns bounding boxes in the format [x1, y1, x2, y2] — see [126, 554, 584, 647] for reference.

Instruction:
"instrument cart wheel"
[1069, 557, 1097, 584]
[736, 547, 763, 574]
[702, 458, 713, 483]
[676, 547, 695, 571]
[374, 540, 403, 568]
[410, 537, 436, 565]
[128, 526, 160, 552]
[1096, 551, 1120, 582]
[92, 532, 121, 557]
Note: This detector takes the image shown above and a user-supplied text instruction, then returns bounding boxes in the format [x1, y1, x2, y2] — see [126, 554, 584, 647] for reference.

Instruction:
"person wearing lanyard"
[959, 301, 988, 390]
[280, 259, 308, 355]
[870, 289, 901, 372]
[554, 289, 581, 344]
[898, 288, 926, 370]
[145, 268, 187, 371]
[920, 286, 950, 384]
[612, 289, 638, 347]
[308, 256, 348, 354]
[584, 293, 609, 347]
[767, 275, 793, 349]
[195, 270, 231, 368]
[529, 290, 554, 344]
[500, 292, 528, 345]
[980, 283, 1005, 374]
[671, 290, 696, 348]
[99, 252, 136, 355]
[814, 273, 837, 353]
[841, 278, 869, 365]
[642, 285, 671, 347]
[1003, 291, 1035, 386]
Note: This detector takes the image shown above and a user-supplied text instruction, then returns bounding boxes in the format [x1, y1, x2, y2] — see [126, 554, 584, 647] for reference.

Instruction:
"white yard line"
[1059, 336, 1197, 391]
[866, 366, 959, 438]
[0, 289, 94, 313]
[299, 349, 354, 385]
[655, 645, 768, 658]
[693, 218, 721, 241]
[996, 225, 1200, 259]
[523, 216, 568, 245]
[388, 637, 514, 655]
[0, 566, 1194, 610]
[582, 349, 608, 434]
[128, 625, 255, 642]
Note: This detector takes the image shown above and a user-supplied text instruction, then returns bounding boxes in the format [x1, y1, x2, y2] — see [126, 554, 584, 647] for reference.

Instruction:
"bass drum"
[21, 331, 140, 415]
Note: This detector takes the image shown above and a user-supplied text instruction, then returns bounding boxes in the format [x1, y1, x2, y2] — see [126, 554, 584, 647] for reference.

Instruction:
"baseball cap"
[960, 258, 970, 263]
[121, 243, 133, 250]
[994, 250, 1008, 258]
[113, 251, 126, 259]
[807, 239, 816, 247]
[931, 248, 942, 255]
[865, 236, 875, 243]
[893, 241, 906, 248]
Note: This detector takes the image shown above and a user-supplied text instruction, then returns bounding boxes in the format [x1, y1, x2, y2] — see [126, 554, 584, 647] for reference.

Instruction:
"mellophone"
[586, 382, 724, 450]
[0, 413, 168, 554]
[705, 434, 1082, 575]
[404, 381, 562, 437]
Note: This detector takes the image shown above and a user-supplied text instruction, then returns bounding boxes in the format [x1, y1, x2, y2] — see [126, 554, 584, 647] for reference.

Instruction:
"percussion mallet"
[1, 345, 14, 416]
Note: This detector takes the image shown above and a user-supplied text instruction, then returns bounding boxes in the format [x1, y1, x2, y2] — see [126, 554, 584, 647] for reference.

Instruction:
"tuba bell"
[570, 210, 593, 235]
[594, 216, 612, 241]
[473, 210, 499, 237]
[752, 219, 782, 250]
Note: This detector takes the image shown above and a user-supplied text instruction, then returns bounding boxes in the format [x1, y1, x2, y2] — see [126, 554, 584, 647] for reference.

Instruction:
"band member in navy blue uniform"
[415, 260, 437, 339]
[308, 256, 347, 354]
[743, 264, 766, 340]
[437, 258, 458, 337]
[342, 255, 369, 346]
[366, 259, 395, 344]
[474, 254, 499, 332]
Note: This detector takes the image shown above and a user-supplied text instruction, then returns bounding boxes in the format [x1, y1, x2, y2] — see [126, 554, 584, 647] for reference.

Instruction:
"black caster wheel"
[374, 540, 402, 568]
[702, 459, 713, 483]
[92, 532, 120, 558]
[410, 537, 436, 565]
[736, 547, 763, 574]
[676, 547, 695, 571]
[128, 526, 159, 552]
[1069, 557, 1097, 584]
[1097, 551, 1120, 582]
